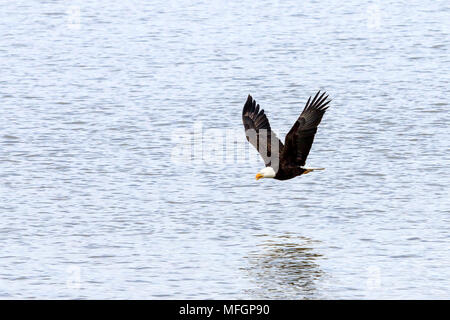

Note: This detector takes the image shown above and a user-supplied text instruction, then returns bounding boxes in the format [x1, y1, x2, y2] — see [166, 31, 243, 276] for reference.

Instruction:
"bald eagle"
[242, 91, 331, 181]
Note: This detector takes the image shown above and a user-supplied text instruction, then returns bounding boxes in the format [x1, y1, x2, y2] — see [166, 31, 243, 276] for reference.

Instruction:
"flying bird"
[242, 91, 331, 181]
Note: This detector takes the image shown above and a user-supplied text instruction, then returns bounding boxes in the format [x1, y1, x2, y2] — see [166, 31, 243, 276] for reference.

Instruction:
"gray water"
[0, 0, 449, 299]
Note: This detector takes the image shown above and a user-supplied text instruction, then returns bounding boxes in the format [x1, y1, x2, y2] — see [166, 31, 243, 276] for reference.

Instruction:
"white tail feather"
[300, 166, 325, 174]
[300, 166, 325, 171]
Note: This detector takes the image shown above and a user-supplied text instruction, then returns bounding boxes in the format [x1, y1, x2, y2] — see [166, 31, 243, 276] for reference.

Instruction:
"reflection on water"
[245, 234, 324, 299]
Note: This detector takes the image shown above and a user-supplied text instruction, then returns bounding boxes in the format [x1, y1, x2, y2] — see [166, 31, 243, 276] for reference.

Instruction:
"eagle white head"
[255, 167, 276, 180]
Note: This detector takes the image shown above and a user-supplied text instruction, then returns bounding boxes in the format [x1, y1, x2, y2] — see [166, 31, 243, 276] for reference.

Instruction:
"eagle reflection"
[245, 234, 324, 299]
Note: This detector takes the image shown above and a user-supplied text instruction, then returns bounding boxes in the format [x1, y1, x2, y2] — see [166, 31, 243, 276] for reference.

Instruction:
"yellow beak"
[255, 173, 263, 180]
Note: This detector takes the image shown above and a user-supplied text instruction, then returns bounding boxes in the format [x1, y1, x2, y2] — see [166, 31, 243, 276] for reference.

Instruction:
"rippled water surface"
[1, 1, 449, 299]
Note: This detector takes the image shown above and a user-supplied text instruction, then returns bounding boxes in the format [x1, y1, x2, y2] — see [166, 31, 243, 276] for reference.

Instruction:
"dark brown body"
[274, 166, 307, 180]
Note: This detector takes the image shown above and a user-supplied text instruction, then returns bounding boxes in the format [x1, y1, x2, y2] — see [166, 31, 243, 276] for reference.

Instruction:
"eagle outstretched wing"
[242, 95, 284, 167]
[282, 91, 331, 167]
